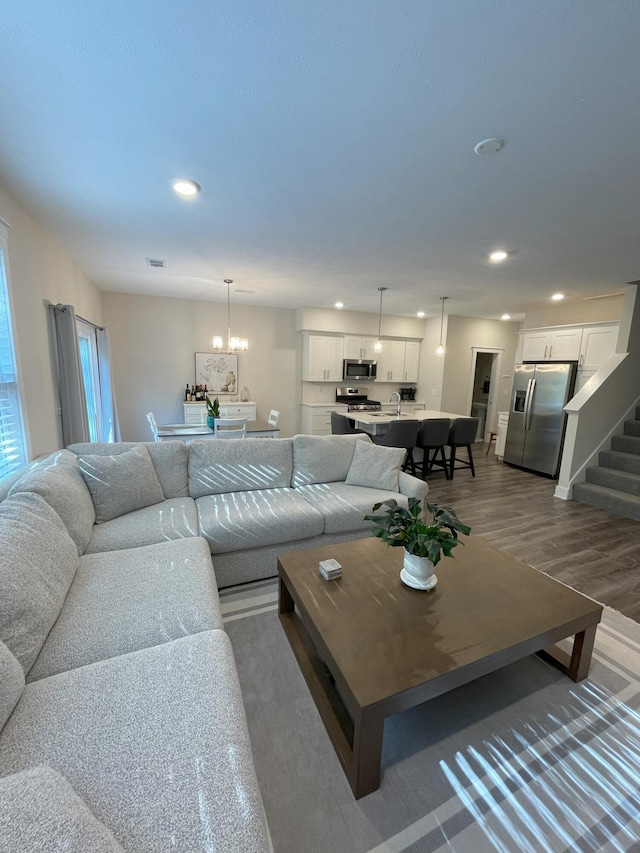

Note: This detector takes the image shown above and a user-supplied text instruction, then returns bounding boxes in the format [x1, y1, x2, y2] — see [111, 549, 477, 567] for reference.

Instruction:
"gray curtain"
[50, 303, 90, 445]
[96, 327, 121, 442]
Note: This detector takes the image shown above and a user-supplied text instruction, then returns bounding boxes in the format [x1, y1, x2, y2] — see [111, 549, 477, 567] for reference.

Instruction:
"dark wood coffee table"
[278, 535, 602, 798]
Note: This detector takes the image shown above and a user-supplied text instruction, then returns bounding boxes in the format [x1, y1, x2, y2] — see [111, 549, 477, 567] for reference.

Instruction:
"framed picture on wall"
[195, 353, 238, 394]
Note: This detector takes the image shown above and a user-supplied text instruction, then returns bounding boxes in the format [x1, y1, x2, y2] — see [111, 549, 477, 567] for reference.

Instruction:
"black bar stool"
[331, 412, 368, 435]
[416, 418, 450, 479]
[372, 420, 420, 474]
[447, 417, 480, 479]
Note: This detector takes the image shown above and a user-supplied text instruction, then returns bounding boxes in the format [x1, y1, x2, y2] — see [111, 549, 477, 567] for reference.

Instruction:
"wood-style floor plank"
[423, 445, 640, 623]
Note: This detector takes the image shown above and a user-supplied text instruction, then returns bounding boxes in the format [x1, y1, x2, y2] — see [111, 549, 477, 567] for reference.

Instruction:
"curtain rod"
[49, 302, 104, 331]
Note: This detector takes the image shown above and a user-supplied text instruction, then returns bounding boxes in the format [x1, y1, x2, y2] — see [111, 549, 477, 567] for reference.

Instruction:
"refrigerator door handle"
[526, 378, 537, 430]
[522, 379, 533, 430]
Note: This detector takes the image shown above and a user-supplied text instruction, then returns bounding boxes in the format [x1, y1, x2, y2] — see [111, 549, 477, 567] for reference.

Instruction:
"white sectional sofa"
[0, 433, 427, 851]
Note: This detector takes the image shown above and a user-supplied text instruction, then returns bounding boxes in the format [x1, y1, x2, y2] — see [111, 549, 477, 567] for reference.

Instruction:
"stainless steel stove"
[335, 387, 381, 412]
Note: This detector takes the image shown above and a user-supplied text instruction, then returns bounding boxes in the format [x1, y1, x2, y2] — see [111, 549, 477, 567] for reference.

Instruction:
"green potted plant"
[205, 396, 220, 429]
[364, 497, 471, 591]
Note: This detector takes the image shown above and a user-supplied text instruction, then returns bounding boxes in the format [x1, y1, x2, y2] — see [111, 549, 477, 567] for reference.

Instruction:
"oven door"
[342, 359, 377, 381]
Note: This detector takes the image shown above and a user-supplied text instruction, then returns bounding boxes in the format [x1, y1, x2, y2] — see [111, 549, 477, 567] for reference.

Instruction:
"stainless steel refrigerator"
[503, 362, 577, 477]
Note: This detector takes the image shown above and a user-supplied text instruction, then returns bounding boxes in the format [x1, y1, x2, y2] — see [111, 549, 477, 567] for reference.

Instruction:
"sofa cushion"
[9, 450, 95, 555]
[78, 445, 165, 523]
[296, 482, 411, 534]
[189, 437, 294, 497]
[345, 440, 405, 492]
[196, 487, 324, 553]
[28, 538, 222, 681]
[0, 492, 78, 674]
[0, 641, 24, 730]
[0, 631, 270, 853]
[69, 441, 190, 499]
[291, 433, 370, 487]
[0, 766, 124, 852]
[83, 496, 198, 553]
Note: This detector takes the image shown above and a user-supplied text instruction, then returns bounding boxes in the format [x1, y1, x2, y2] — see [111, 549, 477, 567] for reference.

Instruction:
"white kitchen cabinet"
[303, 334, 344, 381]
[343, 336, 378, 360]
[519, 322, 618, 365]
[495, 411, 509, 459]
[403, 341, 421, 382]
[521, 327, 582, 361]
[579, 323, 618, 370]
[376, 340, 420, 382]
[183, 402, 256, 424]
[300, 404, 349, 436]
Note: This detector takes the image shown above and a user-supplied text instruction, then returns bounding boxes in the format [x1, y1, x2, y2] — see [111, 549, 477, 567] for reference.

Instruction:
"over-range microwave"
[342, 358, 377, 381]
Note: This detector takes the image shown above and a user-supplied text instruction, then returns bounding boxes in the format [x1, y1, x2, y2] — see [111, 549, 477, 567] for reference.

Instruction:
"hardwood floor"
[423, 443, 640, 622]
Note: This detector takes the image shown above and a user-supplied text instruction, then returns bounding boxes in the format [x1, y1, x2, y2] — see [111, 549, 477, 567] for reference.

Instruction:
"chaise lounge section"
[1, 433, 427, 850]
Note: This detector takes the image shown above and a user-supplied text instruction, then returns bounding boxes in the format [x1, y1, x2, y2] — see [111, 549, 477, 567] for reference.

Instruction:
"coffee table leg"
[351, 709, 384, 799]
[279, 576, 294, 615]
[537, 622, 598, 683]
[568, 624, 597, 682]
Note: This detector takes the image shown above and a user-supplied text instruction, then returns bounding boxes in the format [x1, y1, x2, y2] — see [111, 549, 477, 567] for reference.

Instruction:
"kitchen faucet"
[388, 392, 401, 417]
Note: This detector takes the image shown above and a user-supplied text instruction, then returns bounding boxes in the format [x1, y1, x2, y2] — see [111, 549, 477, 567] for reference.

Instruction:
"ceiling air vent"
[234, 288, 255, 294]
[146, 258, 166, 269]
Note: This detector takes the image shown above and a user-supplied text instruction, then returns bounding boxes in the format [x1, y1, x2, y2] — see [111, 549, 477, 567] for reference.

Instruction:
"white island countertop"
[352, 409, 465, 435]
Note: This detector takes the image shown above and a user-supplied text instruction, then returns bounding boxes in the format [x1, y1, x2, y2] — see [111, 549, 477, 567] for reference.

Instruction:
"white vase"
[400, 549, 438, 591]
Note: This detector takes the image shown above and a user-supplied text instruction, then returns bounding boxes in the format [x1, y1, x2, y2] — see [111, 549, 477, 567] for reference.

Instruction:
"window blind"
[0, 244, 26, 481]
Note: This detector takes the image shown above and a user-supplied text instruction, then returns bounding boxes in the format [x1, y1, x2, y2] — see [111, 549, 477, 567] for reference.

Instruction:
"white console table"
[183, 401, 257, 424]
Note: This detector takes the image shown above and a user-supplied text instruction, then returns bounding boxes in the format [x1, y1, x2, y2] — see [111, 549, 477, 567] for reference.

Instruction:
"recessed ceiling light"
[417, 311, 425, 318]
[172, 179, 201, 197]
[551, 293, 565, 301]
[335, 302, 344, 309]
[501, 314, 511, 320]
[489, 250, 508, 263]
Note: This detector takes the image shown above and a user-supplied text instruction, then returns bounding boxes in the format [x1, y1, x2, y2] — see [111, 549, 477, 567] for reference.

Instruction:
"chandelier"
[212, 280, 248, 353]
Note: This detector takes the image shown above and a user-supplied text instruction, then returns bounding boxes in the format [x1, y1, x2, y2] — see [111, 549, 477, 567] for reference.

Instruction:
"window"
[76, 319, 102, 442]
[0, 235, 27, 481]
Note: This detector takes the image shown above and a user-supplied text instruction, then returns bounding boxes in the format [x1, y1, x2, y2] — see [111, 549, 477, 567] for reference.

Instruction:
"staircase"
[573, 405, 640, 521]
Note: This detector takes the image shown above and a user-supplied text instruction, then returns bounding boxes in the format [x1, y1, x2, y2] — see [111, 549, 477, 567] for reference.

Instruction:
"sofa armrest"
[398, 471, 428, 502]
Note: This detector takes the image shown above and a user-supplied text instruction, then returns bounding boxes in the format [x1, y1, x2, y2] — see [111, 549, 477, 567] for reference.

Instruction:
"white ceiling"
[1, 1, 639, 320]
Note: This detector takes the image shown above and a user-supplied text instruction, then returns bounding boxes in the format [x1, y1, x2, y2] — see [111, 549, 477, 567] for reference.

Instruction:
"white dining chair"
[213, 418, 247, 439]
[268, 409, 280, 427]
[146, 412, 160, 441]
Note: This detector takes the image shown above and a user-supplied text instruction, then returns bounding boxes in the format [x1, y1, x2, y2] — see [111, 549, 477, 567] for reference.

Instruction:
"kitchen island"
[352, 409, 465, 436]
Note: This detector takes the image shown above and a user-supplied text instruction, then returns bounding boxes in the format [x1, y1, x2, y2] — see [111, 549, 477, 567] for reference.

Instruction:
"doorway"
[467, 348, 504, 442]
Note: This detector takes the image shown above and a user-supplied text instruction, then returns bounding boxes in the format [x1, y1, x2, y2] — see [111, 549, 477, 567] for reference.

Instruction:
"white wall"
[102, 292, 299, 440]
[296, 306, 425, 338]
[0, 183, 103, 458]
[523, 295, 623, 329]
[440, 316, 520, 423]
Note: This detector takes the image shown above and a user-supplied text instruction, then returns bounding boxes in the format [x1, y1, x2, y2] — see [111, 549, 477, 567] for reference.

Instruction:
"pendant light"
[212, 280, 248, 353]
[436, 296, 448, 355]
[374, 287, 387, 353]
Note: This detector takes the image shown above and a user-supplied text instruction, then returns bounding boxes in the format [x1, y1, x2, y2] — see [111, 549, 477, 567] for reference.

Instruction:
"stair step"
[599, 450, 640, 476]
[624, 419, 640, 437]
[611, 434, 640, 455]
[586, 466, 640, 497]
[573, 482, 640, 522]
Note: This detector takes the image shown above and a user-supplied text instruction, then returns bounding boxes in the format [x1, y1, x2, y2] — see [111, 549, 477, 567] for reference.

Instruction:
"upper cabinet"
[376, 340, 420, 382]
[519, 323, 618, 366]
[579, 323, 618, 370]
[521, 326, 582, 361]
[343, 336, 379, 360]
[303, 334, 344, 381]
